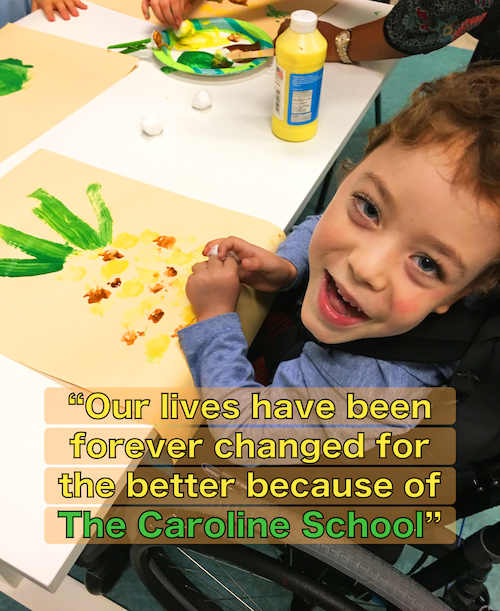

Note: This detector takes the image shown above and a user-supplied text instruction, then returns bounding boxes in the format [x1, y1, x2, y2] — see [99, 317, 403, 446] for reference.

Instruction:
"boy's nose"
[348, 246, 391, 291]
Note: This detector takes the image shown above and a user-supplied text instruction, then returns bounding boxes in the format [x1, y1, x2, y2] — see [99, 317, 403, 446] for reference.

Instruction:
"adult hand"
[186, 256, 241, 322]
[275, 19, 343, 62]
[203, 236, 297, 293]
[32, 0, 87, 21]
[142, 0, 188, 29]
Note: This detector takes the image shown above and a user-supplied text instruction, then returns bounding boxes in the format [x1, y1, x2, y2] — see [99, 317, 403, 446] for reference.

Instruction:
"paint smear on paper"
[266, 4, 290, 19]
[0, 58, 33, 97]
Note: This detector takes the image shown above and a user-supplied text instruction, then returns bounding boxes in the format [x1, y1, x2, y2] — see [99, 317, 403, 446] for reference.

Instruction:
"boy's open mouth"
[318, 271, 370, 326]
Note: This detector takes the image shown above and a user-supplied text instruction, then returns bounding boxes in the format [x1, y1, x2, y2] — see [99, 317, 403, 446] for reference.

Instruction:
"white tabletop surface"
[0, 0, 395, 594]
[0, 0, 395, 232]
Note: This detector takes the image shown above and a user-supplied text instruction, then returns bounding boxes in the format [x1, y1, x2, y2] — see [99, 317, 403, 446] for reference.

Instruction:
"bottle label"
[287, 68, 324, 125]
[273, 64, 286, 121]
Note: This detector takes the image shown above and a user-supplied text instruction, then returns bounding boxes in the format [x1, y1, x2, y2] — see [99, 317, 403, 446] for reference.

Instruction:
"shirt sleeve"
[178, 315, 450, 464]
[275, 215, 320, 290]
[383, 0, 491, 55]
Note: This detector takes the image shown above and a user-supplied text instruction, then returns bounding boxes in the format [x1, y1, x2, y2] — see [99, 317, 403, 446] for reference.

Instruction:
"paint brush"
[225, 48, 275, 61]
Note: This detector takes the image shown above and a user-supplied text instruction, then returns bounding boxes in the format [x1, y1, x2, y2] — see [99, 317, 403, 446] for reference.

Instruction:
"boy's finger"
[207, 255, 224, 269]
[223, 256, 239, 272]
[74, 0, 87, 8]
[241, 256, 262, 271]
[39, 0, 56, 20]
[170, 0, 184, 29]
[150, 0, 170, 26]
[64, 1, 80, 17]
[191, 261, 208, 274]
[141, 0, 150, 18]
[56, 0, 71, 19]
[202, 239, 224, 256]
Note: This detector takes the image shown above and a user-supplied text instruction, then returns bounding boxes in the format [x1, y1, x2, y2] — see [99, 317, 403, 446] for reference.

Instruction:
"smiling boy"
[177, 67, 500, 391]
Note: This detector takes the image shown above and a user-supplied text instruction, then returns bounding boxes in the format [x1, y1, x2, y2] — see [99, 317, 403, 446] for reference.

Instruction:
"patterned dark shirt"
[383, 0, 498, 54]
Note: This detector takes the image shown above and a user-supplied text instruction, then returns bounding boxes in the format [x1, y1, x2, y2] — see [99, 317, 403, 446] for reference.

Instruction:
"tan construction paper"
[0, 23, 137, 164]
[0, 150, 284, 389]
[90, 0, 337, 38]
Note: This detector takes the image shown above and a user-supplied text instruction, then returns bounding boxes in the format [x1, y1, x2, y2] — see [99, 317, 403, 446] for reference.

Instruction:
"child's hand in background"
[32, 0, 87, 21]
[203, 237, 297, 293]
[186, 256, 241, 322]
[142, 0, 187, 29]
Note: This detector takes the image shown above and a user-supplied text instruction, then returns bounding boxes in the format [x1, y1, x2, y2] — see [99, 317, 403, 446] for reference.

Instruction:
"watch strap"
[336, 29, 353, 64]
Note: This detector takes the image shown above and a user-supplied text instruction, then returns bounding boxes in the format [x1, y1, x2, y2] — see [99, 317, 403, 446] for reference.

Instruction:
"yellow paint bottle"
[272, 10, 327, 142]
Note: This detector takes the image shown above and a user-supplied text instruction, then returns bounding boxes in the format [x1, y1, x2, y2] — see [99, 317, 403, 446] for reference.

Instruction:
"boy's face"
[302, 139, 500, 344]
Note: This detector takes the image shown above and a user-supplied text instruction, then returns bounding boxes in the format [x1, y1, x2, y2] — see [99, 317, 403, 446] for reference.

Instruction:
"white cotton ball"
[192, 89, 212, 111]
[206, 244, 240, 263]
[140, 114, 163, 137]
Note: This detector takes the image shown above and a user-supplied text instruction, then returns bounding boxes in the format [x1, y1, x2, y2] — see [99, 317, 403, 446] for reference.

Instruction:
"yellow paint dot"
[58, 265, 87, 281]
[113, 232, 139, 249]
[137, 268, 161, 284]
[182, 304, 196, 324]
[141, 294, 164, 310]
[167, 249, 194, 266]
[90, 300, 113, 317]
[101, 259, 129, 280]
[139, 229, 159, 244]
[146, 334, 171, 360]
[120, 280, 144, 298]
[122, 307, 145, 327]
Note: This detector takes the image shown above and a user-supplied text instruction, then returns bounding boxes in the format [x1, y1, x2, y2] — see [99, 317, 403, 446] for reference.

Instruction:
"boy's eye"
[412, 255, 444, 280]
[363, 201, 379, 219]
[354, 195, 379, 222]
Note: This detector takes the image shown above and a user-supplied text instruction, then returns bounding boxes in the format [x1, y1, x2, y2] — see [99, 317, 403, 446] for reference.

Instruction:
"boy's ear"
[433, 287, 472, 314]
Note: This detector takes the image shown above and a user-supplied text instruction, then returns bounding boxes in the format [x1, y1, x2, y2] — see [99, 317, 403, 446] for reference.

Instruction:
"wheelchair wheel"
[131, 543, 366, 611]
[130, 543, 454, 611]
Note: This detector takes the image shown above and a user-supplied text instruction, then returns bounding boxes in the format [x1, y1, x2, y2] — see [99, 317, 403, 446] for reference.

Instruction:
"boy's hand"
[203, 237, 297, 293]
[32, 0, 87, 21]
[186, 256, 241, 322]
[142, 0, 188, 29]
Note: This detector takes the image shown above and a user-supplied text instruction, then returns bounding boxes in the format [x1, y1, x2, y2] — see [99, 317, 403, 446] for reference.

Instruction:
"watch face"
[338, 32, 349, 46]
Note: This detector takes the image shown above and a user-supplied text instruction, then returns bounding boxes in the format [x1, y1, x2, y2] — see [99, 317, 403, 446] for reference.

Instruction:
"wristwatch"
[335, 29, 353, 64]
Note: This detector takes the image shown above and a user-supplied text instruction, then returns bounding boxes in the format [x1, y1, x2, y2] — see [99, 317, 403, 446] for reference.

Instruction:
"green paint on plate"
[161, 66, 177, 75]
[0, 58, 33, 97]
[177, 51, 215, 69]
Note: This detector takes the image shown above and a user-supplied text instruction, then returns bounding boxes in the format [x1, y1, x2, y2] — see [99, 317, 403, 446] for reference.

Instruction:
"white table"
[0, 1, 395, 608]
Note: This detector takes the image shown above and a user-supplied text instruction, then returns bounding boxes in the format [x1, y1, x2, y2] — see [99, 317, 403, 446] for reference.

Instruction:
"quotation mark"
[425, 510, 441, 524]
[68, 393, 84, 405]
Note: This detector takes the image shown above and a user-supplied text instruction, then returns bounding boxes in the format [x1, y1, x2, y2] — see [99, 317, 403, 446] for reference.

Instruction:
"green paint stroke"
[0, 259, 65, 277]
[0, 224, 73, 260]
[0, 58, 33, 97]
[266, 5, 289, 19]
[0, 184, 114, 277]
[28, 184, 112, 251]
[86, 183, 113, 246]
[177, 51, 215, 70]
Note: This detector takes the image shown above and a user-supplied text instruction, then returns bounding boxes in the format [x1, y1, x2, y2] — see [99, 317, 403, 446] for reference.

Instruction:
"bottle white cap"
[290, 10, 318, 34]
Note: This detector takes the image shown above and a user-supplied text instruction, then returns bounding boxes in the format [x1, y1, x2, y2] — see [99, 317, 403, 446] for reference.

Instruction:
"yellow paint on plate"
[173, 28, 228, 50]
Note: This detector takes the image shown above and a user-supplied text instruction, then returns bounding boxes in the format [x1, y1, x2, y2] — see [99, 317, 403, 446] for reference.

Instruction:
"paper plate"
[153, 18, 274, 76]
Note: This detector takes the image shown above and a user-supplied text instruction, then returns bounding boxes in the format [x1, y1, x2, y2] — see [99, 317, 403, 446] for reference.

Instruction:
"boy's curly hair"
[364, 64, 500, 294]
